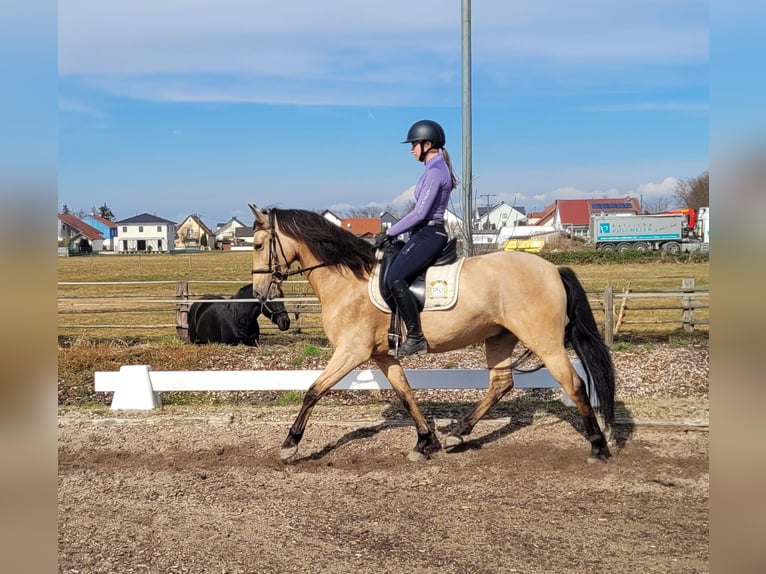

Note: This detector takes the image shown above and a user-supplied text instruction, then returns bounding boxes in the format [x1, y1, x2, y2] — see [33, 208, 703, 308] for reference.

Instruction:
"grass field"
[57, 250, 709, 340]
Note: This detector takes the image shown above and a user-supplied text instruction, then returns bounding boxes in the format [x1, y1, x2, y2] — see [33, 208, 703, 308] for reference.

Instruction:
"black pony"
[188, 284, 290, 346]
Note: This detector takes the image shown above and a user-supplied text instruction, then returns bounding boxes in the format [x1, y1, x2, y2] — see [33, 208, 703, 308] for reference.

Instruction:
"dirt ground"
[58, 403, 708, 574]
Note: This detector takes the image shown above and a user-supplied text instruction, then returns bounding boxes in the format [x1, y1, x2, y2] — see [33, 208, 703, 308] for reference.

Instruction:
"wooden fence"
[58, 278, 709, 342]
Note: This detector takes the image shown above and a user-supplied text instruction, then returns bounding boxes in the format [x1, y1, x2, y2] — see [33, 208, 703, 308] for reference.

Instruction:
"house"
[82, 213, 118, 251]
[58, 213, 105, 254]
[214, 217, 249, 248]
[379, 211, 399, 234]
[474, 201, 527, 231]
[233, 226, 254, 246]
[114, 213, 176, 253]
[339, 218, 381, 240]
[535, 197, 641, 239]
[321, 210, 343, 227]
[175, 214, 215, 250]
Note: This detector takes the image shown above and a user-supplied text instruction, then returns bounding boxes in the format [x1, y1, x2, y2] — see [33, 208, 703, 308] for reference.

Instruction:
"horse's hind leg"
[445, 331, 518, 448]
[540, 348, 610, 463]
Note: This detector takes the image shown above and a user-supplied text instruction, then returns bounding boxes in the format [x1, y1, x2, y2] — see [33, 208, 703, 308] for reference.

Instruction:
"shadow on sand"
[292, 396, 635, 462]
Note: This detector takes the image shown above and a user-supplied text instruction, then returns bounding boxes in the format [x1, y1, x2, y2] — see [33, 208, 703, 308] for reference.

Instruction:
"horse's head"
[249, 204, 298, 303]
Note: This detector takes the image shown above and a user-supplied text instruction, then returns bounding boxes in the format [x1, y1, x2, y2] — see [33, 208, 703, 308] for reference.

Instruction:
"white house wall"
[117, 223, 175, 252]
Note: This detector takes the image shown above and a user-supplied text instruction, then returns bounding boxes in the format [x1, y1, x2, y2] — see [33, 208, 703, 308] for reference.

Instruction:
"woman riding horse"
[250, 205, 616, 464]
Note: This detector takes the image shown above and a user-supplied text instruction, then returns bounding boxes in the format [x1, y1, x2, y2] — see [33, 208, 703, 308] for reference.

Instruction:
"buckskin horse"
[249, 205, 615, 463]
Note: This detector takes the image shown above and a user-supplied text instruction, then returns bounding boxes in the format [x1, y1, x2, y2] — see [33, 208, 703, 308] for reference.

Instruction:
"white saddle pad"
[368, 258, 465, 313]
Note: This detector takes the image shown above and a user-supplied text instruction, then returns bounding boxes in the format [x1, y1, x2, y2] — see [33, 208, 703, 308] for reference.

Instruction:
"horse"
[249, 205, 615, 463]
[188, 284, 290, 346]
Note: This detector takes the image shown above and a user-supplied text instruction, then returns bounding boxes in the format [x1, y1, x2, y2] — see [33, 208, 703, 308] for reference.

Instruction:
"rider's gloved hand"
[374, 234, 392, 250]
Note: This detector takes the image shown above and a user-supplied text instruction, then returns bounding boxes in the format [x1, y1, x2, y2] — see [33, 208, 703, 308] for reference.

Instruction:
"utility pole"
[461, 0, 473, 257]
[479, 194, 495, 210]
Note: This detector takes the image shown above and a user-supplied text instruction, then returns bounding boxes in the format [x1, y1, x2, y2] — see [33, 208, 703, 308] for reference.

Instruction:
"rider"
[381, 119, 458, 357]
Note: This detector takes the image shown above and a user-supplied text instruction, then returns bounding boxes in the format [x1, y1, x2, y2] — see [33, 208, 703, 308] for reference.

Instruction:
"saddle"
[376, 238, 460, 351]
[378, 238, 459, 311]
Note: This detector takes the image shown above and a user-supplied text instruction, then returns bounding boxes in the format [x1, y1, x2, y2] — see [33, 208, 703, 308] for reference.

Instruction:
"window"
[138, 226, 144, 232]
[157, 226, 162, 232]
[122, 226, 127, 232]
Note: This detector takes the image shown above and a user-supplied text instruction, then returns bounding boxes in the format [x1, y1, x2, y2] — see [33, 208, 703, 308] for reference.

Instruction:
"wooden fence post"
[603, 285, 614, 346]
[176, 281, 190, 341]
[682, 277, 695, 333]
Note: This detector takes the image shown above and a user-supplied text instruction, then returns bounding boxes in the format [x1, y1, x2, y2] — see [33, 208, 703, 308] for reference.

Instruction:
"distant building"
[115, 213, 176, 253]
[474, 201, 527, 231]
[214, 217, 249, 248]
[82, 213, 118, 251]
[58, 213, 105, 254]
[176, 214, 215, 250]
[321, 210, 343, 227]
[379, 211, 399, 233]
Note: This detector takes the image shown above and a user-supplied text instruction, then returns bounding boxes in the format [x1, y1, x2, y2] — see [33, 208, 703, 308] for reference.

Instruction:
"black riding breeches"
[385, 224, 449, 289]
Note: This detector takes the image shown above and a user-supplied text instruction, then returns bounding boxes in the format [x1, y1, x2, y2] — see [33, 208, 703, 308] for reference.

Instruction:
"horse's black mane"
[269, 208, 377, 280]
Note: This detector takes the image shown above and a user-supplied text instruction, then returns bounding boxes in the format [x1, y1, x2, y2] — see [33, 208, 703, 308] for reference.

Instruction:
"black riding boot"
[389, 280, 428, 357]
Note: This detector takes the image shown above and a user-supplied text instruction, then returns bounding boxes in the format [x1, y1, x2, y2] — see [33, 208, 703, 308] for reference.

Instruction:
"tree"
[674, 170, 709, 211]
[98, 203, 115, 220]
[642, 196, 673, 214]
[61, 204, 70, 214]
[344, 206, 384, 218]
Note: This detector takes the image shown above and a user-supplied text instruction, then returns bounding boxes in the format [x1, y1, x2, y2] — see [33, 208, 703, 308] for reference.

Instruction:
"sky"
[57, 0, 709, 227]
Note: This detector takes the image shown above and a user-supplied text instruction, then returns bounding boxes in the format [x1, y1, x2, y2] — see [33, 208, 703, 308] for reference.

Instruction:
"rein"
[251, 209, 331, 293]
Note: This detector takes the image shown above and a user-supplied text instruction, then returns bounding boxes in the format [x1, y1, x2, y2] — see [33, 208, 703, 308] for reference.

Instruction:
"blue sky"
[58, 0, 709, 227]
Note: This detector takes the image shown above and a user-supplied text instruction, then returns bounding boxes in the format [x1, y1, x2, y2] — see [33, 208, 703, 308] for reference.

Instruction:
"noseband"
[251, 209, 329, 301]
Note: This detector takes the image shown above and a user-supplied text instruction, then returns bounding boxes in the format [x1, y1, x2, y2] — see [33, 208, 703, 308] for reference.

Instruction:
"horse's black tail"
[559, 266, 615, 426]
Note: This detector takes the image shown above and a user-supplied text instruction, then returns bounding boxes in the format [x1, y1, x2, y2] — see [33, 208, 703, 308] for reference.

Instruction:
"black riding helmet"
[402, 120, 446, 149]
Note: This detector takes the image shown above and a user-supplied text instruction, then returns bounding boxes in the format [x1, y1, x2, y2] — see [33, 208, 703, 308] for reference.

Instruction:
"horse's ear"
[249, 204, 267, 227]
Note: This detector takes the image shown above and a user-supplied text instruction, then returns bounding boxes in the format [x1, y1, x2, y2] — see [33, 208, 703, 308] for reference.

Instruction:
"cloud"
[636, 176, 680, 196]
[58, 96, 108, 119]
[391, 186, 415, 206]
[58, 1, 707, 105]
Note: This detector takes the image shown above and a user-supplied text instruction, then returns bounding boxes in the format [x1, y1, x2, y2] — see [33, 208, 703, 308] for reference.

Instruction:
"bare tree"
[674, 170, 709, 211]
[642, 195, 674, 214]
[344, 206, 384, 218]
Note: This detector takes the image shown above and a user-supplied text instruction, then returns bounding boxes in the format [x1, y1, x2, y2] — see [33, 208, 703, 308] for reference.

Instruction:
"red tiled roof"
[87, 214, 117, 228]
[58, 213, 105, 240]
[537, 198, 641, 226]
[339, 218, 381, 236]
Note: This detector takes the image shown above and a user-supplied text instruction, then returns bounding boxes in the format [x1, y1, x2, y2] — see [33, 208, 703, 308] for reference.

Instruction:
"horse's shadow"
[292, 397, 635, 462]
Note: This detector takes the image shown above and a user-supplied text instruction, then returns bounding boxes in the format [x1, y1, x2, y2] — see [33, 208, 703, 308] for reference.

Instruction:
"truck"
[590, 207, 709, 253]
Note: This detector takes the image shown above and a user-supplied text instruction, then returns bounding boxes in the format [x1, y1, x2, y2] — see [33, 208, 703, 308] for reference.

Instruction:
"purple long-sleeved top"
[386, 153, 453, 237]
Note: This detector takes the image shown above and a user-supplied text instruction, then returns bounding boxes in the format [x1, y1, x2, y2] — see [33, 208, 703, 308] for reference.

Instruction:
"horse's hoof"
[587, 454, 608, 464]
[444, 434, 464, 449]
[407, 449, 427, 462]
[280, 445, 298, 462]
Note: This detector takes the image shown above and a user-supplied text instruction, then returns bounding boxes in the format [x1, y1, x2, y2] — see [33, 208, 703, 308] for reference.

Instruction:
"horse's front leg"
[373, 354, 441, 461]
[280, 350, 363, 462]
[445, 331, 518, 448]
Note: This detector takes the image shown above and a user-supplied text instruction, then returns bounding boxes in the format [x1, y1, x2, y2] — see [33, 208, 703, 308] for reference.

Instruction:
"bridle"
[251, 209, 329, 303]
